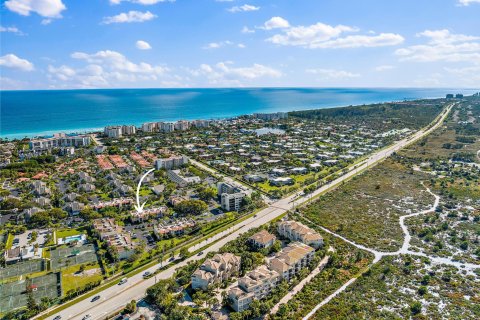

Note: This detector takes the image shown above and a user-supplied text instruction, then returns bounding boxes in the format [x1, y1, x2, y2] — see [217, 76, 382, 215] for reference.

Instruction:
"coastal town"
[1, 93, 479, 320]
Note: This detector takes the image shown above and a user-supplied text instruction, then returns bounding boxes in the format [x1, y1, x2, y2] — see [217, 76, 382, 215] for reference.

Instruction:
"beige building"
[269, 242, 315, 282]
[191, 253, 241, 290]
[248, 230, 276, 249]
[277, 220, 324, 249]
[228, 265, 280, 312]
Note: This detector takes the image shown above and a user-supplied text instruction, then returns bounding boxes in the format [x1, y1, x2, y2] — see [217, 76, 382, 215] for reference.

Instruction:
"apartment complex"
[269, 242, 315, 282]
[155, 155, 189, 170]
[277, 220, 324, 249]
[217, 182, 246, 212]
[191, 253, 241, 290]
[104, 125, 136, 138]
[92, 218, 136, 260]
[228, 265, 280, 312]
[166, 169, 201, 187]
[248, 230, 276, 249]
[253, 112, 288, 121]
[29, 133, 91, 151]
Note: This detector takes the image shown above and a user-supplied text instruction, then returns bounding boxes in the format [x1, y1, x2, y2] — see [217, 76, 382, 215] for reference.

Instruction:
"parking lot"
[11, 229, 49, 249]
[124, 223, 156, 247]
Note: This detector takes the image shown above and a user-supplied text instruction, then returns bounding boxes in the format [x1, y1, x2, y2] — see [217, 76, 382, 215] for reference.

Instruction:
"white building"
[29, 133, 91, 151]
[166, 170, 201, 187]
[174, 120, 190, 131]
[155, 155, 188, 170]
[221, 192, 245, 212]
[159, 122, 175, 132]
[142, 122, 158, 133]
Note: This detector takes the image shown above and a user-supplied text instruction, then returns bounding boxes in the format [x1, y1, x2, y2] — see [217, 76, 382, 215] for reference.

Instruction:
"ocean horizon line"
[2, 87, 477, 140]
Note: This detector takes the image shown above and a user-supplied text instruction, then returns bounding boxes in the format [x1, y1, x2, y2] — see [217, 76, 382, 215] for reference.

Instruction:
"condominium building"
[269, 242, 315, 282]
[253, 112, 288, 121]
[104, 126, 122, 138]
[221, 192, 245, 212]
[174, 120, 190, 131]
[248, 230, 276, 249]
[29, 133, 91, 151]
[217, 182, 246, 211]
[155, 155, 189, 170]
[191, 253, 241, 290]
[192, 120, 210, 128]
[228, 265, 280, 312]
[92, 218, 136, 260]
[166, 169, 201, 187]
[104, 125, 136, 137]
[158, 122, 175, 133]
[277, 220, 324, 249]
[142, 122, 158, 133]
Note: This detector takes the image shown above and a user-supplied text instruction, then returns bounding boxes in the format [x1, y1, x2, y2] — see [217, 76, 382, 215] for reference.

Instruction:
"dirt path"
[302, 187, 480, 320]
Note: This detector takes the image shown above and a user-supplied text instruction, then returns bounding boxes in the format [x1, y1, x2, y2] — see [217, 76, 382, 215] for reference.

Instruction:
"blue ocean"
[0, 88, 476, 139]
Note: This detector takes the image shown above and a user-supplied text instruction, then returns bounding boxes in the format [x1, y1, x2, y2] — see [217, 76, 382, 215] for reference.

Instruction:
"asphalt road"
[39, 103, 453, 320]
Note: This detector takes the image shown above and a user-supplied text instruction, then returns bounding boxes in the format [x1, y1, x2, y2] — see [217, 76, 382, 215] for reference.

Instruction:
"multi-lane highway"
[39, 103, 454, 320]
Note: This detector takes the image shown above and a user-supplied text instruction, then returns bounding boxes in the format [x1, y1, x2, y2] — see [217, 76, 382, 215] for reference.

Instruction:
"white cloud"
[374, 65, 395, 71]
[102, 11, 157, 24]
[228, 4, 260, 13]
[444, 66, 480, 85]
[48, 50, 170, 88]
[0, 76, 28, 90]
[265, 19, 404, 49]
[47, 65, 76, 81]
[395, 29, 480, 63]
[263, 17, 290, 30]
[5, 0, 66, 18]
[136, 40, 152, 50]
[189, 61, 281, 85]
[110, 0, 175, 4]
[0, 26, 23, 35]
[41, 19, 52, 25]
[457, 0, 480, 6]
[0, 54, 34, 71]
[241, 26, 255, 34]
[202, 40, 246, 49]
[306, 68, 359, 79]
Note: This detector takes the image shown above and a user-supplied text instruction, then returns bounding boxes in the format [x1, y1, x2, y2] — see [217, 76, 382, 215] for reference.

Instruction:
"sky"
[0, 0, 479, 90]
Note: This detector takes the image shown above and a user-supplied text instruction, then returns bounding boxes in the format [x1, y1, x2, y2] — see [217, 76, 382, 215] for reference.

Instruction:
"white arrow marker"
[135, 168, 155, 213]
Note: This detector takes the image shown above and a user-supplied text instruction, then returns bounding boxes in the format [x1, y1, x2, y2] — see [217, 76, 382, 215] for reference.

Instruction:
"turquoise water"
[0, 88, 475, 139]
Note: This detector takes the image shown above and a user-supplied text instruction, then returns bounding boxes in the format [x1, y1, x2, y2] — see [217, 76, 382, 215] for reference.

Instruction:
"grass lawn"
[139, 188, 153, 196]
[62, 263, 103, 294]
[56, 227, 86, 239]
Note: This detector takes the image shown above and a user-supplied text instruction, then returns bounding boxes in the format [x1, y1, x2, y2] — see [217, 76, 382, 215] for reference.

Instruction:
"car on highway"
[197, 251, 204, 256]
[91, 295, 101, 302]
[143, 271, 152, 279]
[118, 277, 127, 285]
[53, 316, 61, 320]
[82, 315, 91, 320]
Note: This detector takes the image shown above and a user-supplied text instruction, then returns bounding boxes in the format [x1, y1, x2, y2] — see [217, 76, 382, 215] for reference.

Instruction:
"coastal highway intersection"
[39, 103, 454, 320]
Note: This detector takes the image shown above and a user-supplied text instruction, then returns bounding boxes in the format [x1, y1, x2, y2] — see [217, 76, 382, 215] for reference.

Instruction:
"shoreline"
[1, 91, 472, 140]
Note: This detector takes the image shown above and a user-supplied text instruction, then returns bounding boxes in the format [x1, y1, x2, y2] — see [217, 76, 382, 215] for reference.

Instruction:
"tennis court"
[50, 243, 98, 270]
[0, 272, 61, 312]
[0, 259, 45, 280]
